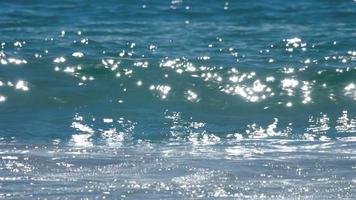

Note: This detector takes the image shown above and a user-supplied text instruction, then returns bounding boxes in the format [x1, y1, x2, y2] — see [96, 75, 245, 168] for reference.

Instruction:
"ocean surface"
[0, 0, 355, 199]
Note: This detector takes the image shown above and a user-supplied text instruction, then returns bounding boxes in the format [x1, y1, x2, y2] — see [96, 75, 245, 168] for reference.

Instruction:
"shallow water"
[0, 0, 355, 199]
[1, 139, 355, 199]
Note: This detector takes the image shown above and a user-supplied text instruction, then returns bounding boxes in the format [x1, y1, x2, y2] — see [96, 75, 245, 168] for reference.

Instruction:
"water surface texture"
[0, 0, 355, 199]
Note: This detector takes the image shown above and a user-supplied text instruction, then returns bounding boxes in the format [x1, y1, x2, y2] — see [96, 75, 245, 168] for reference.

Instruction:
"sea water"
[0, 0, 355, 199]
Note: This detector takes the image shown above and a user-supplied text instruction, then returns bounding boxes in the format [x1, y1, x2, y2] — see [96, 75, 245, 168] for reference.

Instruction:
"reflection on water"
[0, 139, 355, 199]
[0, 0, 355, 198]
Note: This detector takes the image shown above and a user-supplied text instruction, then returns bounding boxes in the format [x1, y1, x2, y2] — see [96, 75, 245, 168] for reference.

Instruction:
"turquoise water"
[0, 0, 355, 199]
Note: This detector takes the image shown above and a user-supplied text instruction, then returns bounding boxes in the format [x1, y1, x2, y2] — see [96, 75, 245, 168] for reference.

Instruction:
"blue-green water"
[0, 0, 355, 199]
